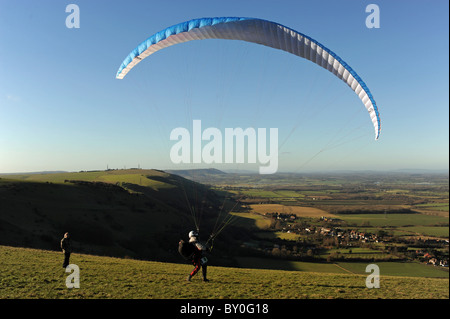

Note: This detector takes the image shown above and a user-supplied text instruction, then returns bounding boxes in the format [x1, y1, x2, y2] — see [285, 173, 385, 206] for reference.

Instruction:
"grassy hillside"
[1, 169, 447, 294]
[0, 245, 448, 299]
[0, 169, 230, 263]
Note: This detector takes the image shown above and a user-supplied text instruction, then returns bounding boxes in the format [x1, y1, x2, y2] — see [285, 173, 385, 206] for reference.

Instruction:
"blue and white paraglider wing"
[116, 17, 381, 140]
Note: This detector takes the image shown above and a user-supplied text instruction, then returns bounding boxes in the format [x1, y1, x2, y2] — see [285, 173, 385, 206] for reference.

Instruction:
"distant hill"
[166, 168, 227, 180]
[0, 169, 242, 265]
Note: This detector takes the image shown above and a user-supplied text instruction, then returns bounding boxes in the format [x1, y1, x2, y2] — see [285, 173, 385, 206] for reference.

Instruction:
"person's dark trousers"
[202, 264, 208, 280]
[63, 253, 71, 268]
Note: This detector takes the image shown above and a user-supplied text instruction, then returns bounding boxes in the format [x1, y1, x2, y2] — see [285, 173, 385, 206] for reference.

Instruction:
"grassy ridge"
[0, 169, 225, 263]
[0, 246, 448, 299]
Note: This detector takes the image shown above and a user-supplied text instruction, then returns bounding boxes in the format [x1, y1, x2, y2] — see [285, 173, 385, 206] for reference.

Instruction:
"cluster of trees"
[270, 245, 315, 259]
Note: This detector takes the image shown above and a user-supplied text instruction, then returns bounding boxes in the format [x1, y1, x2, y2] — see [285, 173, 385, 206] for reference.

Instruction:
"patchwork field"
[337, 213, 448, 228]
[249, 204, 335, 218]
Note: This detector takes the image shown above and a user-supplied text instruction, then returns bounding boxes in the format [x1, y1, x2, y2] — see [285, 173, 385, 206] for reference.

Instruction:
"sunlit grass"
[1, 246, 448, 299]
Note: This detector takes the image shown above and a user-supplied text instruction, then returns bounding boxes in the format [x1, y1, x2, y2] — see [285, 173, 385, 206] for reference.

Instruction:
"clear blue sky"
[0, 0, 448, 173]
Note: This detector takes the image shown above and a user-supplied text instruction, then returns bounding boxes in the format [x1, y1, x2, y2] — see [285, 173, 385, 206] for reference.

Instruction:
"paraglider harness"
[178, 240, 196, 260]
[178, 237, 213, 266]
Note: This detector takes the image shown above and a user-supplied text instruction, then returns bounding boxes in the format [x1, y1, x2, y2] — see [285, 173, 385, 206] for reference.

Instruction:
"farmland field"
[337, 213, 448, 227]
[396, 226, 449, 237]
[249, 204, 334, 218]
[231, 212, 273, 229]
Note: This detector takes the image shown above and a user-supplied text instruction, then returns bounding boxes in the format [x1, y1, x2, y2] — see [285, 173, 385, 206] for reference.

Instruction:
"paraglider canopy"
[116, 17, 381, 140]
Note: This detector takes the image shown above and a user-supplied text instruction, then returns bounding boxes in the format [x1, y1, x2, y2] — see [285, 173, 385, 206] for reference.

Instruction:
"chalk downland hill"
[0, 169, 242, 265]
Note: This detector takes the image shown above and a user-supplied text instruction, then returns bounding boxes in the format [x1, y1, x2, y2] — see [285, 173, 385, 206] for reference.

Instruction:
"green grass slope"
[0, 169, 224, 263]
[0, 246, 448, 299]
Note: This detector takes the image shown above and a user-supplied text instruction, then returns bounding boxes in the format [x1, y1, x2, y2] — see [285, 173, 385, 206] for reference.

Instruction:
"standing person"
[187, 230, 209, 282]
[61, 232, 72, 268]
